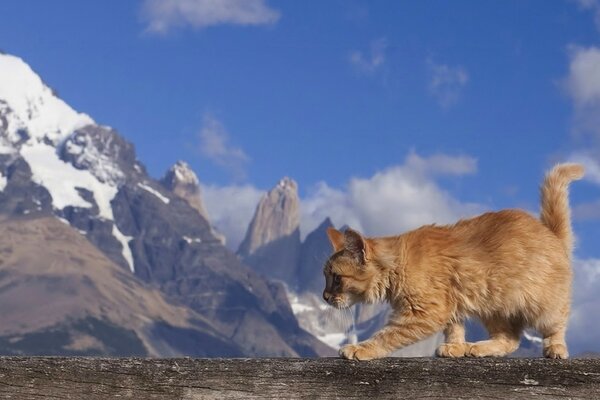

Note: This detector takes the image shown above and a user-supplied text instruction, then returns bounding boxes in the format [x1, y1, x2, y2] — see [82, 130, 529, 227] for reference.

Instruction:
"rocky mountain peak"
[170, 161, 200, 186]
[277, 176, 297, 191]
[237, 177, 301, 284]
[160, 161, 225, 244]
[160, 160, 208, 219]
[238, 177, 300, 257]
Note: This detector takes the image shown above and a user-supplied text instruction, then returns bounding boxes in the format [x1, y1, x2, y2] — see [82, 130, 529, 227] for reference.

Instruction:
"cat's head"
[322, 227, 380, 308]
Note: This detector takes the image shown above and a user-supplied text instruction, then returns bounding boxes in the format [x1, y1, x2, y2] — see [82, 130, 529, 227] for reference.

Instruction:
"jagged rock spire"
[238, 177, 300, 257]
[238, 177, 301, 283]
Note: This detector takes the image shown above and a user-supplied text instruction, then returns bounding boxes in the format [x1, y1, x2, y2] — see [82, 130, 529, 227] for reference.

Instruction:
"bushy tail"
[540, 163, 584, 255]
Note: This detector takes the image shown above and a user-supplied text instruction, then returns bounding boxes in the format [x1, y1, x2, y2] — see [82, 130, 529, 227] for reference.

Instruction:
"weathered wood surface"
[0, 357, 598, 399]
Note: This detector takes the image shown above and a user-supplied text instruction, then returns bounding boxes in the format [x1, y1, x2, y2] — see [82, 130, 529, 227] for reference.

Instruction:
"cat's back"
[454, 208, 558, 243]
[450, 208, 569, 268]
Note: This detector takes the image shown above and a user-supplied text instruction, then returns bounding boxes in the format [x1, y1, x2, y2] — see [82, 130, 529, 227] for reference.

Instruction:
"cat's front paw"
[339, 343, 381, 361]
[437, 342, 469, 358]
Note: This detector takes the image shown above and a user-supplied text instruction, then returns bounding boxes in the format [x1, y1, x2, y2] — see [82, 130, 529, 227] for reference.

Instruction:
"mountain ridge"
[0, 52, 333, 357]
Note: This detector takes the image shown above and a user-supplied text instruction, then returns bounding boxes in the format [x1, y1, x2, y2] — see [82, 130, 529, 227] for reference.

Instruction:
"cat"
[322, 163, 584, 360]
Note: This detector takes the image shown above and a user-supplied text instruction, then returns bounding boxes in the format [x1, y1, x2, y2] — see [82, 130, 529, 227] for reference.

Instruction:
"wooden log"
[0, 357, 598, 399]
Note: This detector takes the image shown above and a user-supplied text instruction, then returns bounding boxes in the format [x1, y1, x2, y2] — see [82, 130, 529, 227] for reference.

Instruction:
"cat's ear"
[344, 228, 369, 264]
[327, 227, 345, 252]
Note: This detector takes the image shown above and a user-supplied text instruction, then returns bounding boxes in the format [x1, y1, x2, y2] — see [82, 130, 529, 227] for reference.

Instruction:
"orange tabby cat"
[323, 163, 584, 360]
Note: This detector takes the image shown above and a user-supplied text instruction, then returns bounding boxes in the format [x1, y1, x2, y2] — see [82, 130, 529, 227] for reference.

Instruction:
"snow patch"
[172, 161, 200, 186]
[138, 182, 170, 204]
[0, 172, 6, 191]
[289, 295, 316, 314]
[112, 225, 135, 273]
[21, 142, 117, 219]
[523, 331, 543, 344]
[317, 333, 347, 349]
[0, 143, 15, 154]
[21, 141, 137, 274]
[286, 289, 354, 350]
[183, 236, 202, 244]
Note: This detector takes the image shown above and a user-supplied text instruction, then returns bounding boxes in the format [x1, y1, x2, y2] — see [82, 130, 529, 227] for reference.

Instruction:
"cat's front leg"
[339, 310, 445, 360]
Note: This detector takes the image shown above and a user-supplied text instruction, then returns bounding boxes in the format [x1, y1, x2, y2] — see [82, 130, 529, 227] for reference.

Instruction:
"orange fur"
[322, 163, 584, 360]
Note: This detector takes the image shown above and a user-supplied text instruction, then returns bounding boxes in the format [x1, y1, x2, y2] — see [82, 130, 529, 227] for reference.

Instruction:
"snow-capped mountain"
[0, 52, 332, 357]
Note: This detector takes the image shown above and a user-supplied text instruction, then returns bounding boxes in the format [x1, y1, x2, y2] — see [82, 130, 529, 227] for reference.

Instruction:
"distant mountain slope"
[0, 216, 243, 356]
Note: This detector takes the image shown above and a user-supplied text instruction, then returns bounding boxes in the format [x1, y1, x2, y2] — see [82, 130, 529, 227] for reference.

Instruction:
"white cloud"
[300, 152, 482, 238]
[428, 61, 469, 109]
[349, 38, 388, 75]
[201, 151, 482, 251]
[141, 0, 280, 34]
[568, 257, 600, 354]
[563, 46, 600, 140]
[564, 46, 600, 107]
[198, 114, 249, 180]
[201, 183, 264, 250]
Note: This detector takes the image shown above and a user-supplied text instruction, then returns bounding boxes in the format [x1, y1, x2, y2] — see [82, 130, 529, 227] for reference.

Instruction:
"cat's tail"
[540, 163, 584, 255]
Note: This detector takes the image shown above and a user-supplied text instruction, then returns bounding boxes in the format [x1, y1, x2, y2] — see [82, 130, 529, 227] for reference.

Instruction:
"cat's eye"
[333, 274, 341, 285]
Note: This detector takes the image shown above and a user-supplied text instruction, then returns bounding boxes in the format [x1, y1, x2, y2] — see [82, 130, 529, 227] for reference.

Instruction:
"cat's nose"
[323, 291, 331, 302]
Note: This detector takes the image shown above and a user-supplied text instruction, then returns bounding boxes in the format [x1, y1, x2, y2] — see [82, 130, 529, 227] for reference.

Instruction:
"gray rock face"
[0, 157, 53, 217]
[160, 161, 226, 245]
[238, 178, 301, 284]
[60, 124, 145, 185]
[296, 218, 333, 294]
[111, 184, 331, 357]
[160, 161, 209, 221]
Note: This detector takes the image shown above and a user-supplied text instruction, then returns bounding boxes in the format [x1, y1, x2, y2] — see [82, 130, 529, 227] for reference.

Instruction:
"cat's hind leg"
[467, 317, 521, 357]
[537, 306, 570, 359]
[437, 321, 469, 358]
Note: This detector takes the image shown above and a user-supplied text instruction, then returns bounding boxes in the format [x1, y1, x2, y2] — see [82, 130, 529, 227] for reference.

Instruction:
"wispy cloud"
[569, 151, 600, 221]
[198, 114, 249, 180]
[141, 0, 280, 34]
[349, 38, 388, 76]
[428, 60, 469, 109]
[572, 0, 600, 31]
[563, 46, 600, 141]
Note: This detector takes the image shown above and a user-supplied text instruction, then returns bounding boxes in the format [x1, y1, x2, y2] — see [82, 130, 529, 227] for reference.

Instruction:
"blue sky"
[3, 0, 600, 352]
[0, 0, 600, 244]
[2, 1, 600, 250]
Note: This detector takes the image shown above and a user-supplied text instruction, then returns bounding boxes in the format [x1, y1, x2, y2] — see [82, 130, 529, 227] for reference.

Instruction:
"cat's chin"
[329, 297, 358, 309]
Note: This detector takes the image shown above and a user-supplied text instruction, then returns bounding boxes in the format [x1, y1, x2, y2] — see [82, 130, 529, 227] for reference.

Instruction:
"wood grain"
[0, 357, 598, 399]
